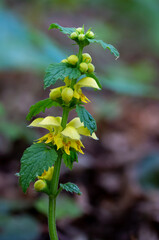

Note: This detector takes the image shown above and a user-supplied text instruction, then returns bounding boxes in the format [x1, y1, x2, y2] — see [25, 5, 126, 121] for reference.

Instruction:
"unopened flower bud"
[87, 63, 95, 73]
[67, 55, 79, 65]
[76, 27, 83, 33]
[49, 87, 62, 100]
[61, 59, 68, 63]
[78, 34, 85, 41]
[62, 87, 74, 104]
[79, 62, 88, 73]
[82, 53, 92, 63]
[86, 31, 95, 39]
[34, 180, 47, 192]
[70, 32, 78, 39]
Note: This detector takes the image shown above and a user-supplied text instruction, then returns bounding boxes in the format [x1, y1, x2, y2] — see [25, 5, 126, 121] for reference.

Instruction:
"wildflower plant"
[18, 23, 119, 240]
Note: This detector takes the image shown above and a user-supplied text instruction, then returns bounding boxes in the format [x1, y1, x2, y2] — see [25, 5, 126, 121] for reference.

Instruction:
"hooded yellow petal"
[29, 118, 51, 131]
[28, 118, 44, 127]
[77, 126, 98, 140]
[67, 117, 83, 129]
[75, 77, 100, 89]
[40, 116, 62, 128]
[70, 140, 84, 154]
[61, 126, 80, 140]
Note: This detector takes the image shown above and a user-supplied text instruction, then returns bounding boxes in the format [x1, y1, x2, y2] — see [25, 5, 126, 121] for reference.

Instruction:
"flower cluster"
[49, 76, 99, 104]
[29, 116, 98, 155]
[70, 27, 95, 41]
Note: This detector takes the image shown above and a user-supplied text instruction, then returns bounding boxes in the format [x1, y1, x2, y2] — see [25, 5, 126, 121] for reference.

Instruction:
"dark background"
[1, 0, 159, 239]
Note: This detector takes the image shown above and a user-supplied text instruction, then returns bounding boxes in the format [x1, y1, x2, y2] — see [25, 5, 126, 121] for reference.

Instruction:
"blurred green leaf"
[137, 152, 159, 190]
[35, 195, 83, 220]
[0, 215, 39, 240]
[49, 23, 76, 34]
[0, 9, 65, 71]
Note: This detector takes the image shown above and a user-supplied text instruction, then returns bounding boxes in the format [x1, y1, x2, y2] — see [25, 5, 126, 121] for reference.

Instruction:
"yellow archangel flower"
[29, 117, 98, 155]
[49, 77, 100, 104]
[73, 77, 100, 103]
[38, 166, 54, 181]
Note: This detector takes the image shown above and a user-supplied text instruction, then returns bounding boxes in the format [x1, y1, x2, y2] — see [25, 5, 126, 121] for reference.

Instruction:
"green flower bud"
[61, 59, 68, 63]
[70, 32, 78, 40]
[79, 62, 88, 73]
[87, 63, 95, 73]
[34, 180, 47, 192]
[82, 53, 92, 63]
[62, 87, 74, 104]
[76, 27, 83, 33]
[49, 87, 62, 100]
[67, 55, 79, 65]
[86, 31, 95, 39]
[78, 34, 85, 41]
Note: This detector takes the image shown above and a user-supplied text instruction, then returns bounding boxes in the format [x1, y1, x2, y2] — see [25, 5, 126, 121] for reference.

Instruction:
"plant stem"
[48, 107, 70, 240]
[77, 44, 83, 67]
[61, 107, 69, 129]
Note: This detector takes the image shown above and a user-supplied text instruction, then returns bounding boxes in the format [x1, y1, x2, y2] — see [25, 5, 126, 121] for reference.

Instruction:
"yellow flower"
[73, 77, 100, 103]
[38, 166, 54, 181]
[29, 116, 98, 155]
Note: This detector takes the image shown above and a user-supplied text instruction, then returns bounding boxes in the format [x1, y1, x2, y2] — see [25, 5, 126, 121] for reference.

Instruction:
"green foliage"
[137, 152, 159, 190]
[0, 215, 39, 240]
[88, 39, 119, 59]
[62, 151, 78, 170]
[35, 195, 83, 220]
[86, 72, 102, 89]
[44, 63, 81, 89]
[49, 23, 76, 35]
[0, 10, 65, 71]
[26, 98, 60, 121]
[60, 182, 82, 195]
[19, 143, 58, 193]
[76, 105, 97, 134]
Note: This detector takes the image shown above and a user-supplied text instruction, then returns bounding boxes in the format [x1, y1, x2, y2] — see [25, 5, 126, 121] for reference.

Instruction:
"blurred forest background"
[1, 0, 159, 239]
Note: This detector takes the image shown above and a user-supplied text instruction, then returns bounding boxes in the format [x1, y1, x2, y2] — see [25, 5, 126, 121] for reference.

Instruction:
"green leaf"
[49, 23, 76, 35]
[76, 105, 97, 134]
[44, 63, 81, 89]
[62, 151, 78, 170]
[60, 182, 82, 195]
[86, 72, 102, 89]
[88, 39, 119, 59]
[26, 98, 60, 121]
[19, 143, 58, 193]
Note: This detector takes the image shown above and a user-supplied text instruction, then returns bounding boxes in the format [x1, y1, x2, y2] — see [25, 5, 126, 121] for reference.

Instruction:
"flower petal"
[29, 118, 51, 130]
[75, 77, 100, 89]
[61, 126, 80, 140]
[77, 126, 98, 140]
[67, 117, 83, 129]
[40, 116, 62, 128]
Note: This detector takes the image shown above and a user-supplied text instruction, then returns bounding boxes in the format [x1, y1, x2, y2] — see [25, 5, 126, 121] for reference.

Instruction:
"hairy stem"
[48, 107, 69, 240]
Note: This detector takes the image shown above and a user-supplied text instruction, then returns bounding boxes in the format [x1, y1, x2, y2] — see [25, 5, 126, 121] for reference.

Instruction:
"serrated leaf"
[86, 72, 102, 89]
[88, 39, 119, 59]
[76, 105, 97, 134]
[26, 98, 60, 121]
[44, 63, 81, 89]
[49, 23, 76, 35]
[62, 151, 78, 170]
[60, 182, 82, 195]
[19, 143, 58, 193]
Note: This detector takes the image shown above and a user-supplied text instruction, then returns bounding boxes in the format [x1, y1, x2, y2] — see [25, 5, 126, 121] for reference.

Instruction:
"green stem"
[48, 107, 70, 240]
[61, 107, 69, 129]
[77, 44, 83, 67]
